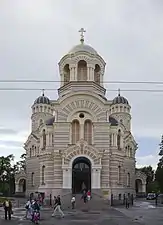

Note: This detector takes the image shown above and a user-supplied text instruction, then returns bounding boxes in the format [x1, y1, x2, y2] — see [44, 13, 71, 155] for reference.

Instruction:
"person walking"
[25, 199, 32, 219]
[81, 190, 87, 204]
[52, 196, 57, 216]
[71, 196, 76, 209]
[87, 190, 91, 201]
[52, 195, 64, 218]
[125, 195, 130, 209]
[3, 199, 12, 220]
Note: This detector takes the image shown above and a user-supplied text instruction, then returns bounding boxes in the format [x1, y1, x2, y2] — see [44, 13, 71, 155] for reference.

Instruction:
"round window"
[79, 113, 84, 118]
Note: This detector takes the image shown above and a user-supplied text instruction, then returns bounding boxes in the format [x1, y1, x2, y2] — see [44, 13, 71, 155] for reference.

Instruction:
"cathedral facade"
[15, 30, 146, 199]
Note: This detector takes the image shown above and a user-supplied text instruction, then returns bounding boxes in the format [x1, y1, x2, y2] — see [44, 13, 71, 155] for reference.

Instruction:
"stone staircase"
[61, 193, 109, 211]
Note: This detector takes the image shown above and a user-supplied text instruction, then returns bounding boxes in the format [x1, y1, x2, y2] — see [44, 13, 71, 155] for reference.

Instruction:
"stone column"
[92, 168, 101, 189]
[120, 135, 123, 149]
[87, 65, 91, 81]
[90, 68, 94, 81]
[80, 124, 84, 139]
[70, 65, 75, 81]
[15, 183, 19, 192]
[74, 66, 77, 81]
[142, 183, 146, 193]
[62, 168, 72, 189]
[60, 73, 64, 86]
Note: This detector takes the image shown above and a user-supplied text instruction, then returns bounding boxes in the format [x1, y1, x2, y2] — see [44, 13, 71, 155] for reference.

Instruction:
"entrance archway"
[18, 178, 26, 193]
[72, 157, 91, 194]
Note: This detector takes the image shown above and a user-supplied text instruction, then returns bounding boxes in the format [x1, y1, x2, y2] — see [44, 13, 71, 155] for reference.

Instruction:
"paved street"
[0, 208, 136, 225]
[0, 200, 162, 224]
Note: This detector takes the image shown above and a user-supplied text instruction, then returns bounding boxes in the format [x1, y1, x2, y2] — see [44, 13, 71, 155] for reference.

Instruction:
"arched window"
[31, 172, 34, 186]
[127, 172, 130, 187]
[94, 64, 100, 84]
[42, 165, 45, 185]
[118, 166, 121, 184]
[84, 120, 92, 144]
[117, 129, 121, 150]
[77, 60, 87, 81]
[39, 119, 43, 125]
[42, 129, 46, 149]
[63, 64, 70, 85]
[32, 145, 34, 156]
[72, 120, 80, 144]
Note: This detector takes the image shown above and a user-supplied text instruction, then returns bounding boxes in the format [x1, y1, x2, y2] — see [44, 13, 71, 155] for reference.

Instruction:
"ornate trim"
[60, 139, 104, 166]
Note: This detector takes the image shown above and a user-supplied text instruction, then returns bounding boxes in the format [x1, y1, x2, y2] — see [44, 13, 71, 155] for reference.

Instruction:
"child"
[71, 196, 75, 209]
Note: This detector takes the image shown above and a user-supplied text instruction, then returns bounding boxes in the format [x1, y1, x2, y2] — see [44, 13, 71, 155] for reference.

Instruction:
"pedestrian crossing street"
[0, 207, 26, 220]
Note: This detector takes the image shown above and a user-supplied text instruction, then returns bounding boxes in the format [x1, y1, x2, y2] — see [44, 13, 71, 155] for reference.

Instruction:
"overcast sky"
[0, 0, 163, 169]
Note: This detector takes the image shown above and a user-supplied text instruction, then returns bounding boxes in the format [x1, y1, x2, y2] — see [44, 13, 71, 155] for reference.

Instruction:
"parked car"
[146, 193, 156, 200]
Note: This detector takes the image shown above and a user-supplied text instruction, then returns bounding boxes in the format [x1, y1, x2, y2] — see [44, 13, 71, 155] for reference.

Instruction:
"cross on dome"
[79, 28, 86, 44]
[118, 88, 121, 96]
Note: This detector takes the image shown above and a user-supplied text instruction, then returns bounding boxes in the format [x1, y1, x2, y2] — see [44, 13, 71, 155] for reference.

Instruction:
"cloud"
[0, 128, 18, 135]
[136, 154, 160, 170]
[0, 140, 23, 148]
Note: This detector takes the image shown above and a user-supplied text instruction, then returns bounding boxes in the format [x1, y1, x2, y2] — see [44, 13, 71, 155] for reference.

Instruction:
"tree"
[155, 135, 163, 193]
[16, 153, 26, 172]
[0, 154, 15, 196]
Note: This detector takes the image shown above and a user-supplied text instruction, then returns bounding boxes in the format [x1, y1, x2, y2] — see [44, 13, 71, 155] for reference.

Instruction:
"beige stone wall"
[26, 157, 40, 196]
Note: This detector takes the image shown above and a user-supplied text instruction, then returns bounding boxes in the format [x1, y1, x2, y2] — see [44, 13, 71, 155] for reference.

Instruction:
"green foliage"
[0, 153, 26, 196]
[155, 135, 163, 193]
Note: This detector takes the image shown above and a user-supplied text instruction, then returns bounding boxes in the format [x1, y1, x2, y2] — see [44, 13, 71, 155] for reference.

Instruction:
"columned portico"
[62, 156, 102, 191]
[61, 140, 103, 192]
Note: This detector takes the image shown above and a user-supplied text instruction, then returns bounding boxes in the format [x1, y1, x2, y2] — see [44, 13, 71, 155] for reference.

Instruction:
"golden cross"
[79, 28, 86, 43]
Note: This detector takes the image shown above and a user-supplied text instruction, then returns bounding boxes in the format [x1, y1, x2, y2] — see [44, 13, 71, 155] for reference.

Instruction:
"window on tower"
[71, 120, 80, 144]
[63, 64, 70, 85]
[31, 172, 34, 186]
[42, 165, 45, 185]
[84, 120, 92, 144]
[77, 60, 87, 81]
[127, 172, 130, 187]
[94, 64, 100, 84]
[117, 129, 121, 150]
[42, 129, 46, 149]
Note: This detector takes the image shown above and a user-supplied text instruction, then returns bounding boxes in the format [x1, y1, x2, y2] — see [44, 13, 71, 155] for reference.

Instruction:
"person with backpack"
[25, 199, 32, 219]
[31, 199, 40, 222]
[3, 199, 12, 220]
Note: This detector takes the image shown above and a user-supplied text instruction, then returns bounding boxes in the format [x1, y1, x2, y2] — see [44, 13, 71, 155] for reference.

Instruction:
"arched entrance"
[135, 179, 143, 194]
[72, 157, 91, 194]
[18, 178, 26, 193]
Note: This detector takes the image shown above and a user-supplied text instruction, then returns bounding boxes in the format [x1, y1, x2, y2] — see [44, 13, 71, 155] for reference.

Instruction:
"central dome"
[69, 43, 97, 55]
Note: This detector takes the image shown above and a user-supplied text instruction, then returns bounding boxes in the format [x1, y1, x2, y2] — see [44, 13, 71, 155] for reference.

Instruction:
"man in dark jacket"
[3, 199, 12, 220]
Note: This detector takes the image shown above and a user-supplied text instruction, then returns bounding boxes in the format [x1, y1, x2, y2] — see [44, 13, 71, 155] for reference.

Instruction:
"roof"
[34, 94, 51, 105]
[109, 116, 118, 126]
[69, 43, 97, 55]
[112, 94, 129, 105]
[46, 116, 55, 126]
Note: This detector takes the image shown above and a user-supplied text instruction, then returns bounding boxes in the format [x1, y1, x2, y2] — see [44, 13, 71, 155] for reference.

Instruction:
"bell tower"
[58, 28, 106, 98]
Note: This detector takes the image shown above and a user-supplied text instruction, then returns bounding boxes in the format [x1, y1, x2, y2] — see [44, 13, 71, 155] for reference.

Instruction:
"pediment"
[24, 133, 39, 148]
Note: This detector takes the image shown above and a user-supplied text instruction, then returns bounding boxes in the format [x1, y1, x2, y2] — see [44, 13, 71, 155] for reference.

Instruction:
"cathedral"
[15, 29, 146, 199]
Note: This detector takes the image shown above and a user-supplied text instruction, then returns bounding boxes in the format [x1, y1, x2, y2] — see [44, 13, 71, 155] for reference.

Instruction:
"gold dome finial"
[79, 28, 86, 44]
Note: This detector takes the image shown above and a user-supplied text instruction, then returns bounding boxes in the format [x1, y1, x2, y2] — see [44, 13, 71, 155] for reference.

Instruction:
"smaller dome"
[34, 93, 51, 105]
[112, 94, 129, 105]
[69, 43, 97, 55]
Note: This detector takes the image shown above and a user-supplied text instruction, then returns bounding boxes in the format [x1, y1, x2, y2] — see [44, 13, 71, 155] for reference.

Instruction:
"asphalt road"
[0, 200, 163, 224]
